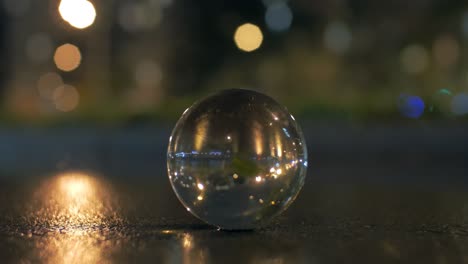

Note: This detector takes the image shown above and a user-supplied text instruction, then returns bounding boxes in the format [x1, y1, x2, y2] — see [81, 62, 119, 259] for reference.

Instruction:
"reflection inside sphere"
[167, 89, 308, 229]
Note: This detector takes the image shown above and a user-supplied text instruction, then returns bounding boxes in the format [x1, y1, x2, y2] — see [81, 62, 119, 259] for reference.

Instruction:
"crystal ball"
[167, 89, 308, 230]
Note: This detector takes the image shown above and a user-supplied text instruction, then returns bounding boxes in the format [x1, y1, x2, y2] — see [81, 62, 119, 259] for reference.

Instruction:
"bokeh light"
[134, 59, 163, 87]
[125, 59, 165, 109]
[400, 45, 429, 74]
[59, 0, 96, 29]
[323, 21, 352, 54]
[429, 88, 452, 113]
[2, 0, 468, 122]
[37, 72, 63, 99]
[53, 84, 80, 112]
[436, 88, 452, 96]
[398, 94, 425, 119]
[451, 93, 468, 115]
[54, 43, 82, 72]
[234, 23, 264, 52]
[265, 2, 293, 33]
[433, 35, 459, 68]
[118, 1, 162, 32]
[25, 32, 53, 64]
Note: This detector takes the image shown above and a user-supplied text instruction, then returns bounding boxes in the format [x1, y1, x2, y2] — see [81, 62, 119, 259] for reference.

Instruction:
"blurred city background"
[0, 0, 467, 183]
[1, 0, 468, 124]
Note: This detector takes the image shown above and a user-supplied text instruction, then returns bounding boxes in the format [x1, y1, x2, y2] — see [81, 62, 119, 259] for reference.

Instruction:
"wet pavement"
[2, 173, 468, 263]
[1, 123, 468, 263]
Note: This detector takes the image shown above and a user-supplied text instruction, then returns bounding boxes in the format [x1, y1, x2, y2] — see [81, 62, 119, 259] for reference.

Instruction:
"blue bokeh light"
[398, 94, 425, 119]
[265, 3, 293, 33]
[451, 92, 468, 115]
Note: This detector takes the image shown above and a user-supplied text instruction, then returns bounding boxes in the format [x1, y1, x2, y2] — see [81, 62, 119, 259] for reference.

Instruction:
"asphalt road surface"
[0, 122, 468, 263]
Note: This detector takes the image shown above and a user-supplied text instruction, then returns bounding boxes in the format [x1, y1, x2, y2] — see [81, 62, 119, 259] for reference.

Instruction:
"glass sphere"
[167, 89, 307, 230]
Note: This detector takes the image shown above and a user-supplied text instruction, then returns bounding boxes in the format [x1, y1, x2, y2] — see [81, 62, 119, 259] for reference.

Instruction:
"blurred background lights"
[437, 88, 452, 96]
[265, 2, 293, 33]
[451, 93, 468, 115]
[323, 21, 352, 54]
[1, 0, 468, 122]
[134, 59, 163, 88]
[433, 35, 459, 68]
[25, 33, 53, 64]
[400, 45, 429, 74]
[37, 72, 63, 99]
[429, 88, 452, 113]
[126, 59, 164, 109]
[234, 23, 264, 52]
[118, 1, 162, 32]
[58, 0, 96, 29]
[53, 84, 80, 112]
[398, 94, 425, 119]
[54, 43, 82, 72]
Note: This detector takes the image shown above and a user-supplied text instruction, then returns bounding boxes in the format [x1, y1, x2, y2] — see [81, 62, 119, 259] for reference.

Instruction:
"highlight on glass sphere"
[167, 89, 308, 230]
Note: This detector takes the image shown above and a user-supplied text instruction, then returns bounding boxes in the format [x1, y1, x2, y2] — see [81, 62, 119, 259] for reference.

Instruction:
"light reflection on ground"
[34, 230, 115, 264]
[30, 172, 119, 227]
[26, 172, 122, 263]
[2, 172, 468, 263]
[20, 172, 217, 264]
